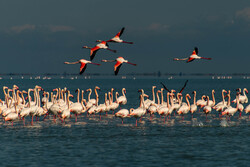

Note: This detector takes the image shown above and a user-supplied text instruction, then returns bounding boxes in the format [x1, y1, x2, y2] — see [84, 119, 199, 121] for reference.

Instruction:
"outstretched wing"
[160, 82, 171, 93]
[187, 57, 195, 63]
[194, 47, 198, 55]
[116, 27, 125, 37]
[179, 80, 188, 93]
[90, 46, 99, 61]
[114, 61, 123, 75]
[79, 63, 87, 75]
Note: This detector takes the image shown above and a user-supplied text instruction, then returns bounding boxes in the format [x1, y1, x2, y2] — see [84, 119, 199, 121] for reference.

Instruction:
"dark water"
[0, 78, 249, 167]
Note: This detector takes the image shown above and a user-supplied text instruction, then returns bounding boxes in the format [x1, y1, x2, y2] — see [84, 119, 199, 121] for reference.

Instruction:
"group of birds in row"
[0, 84, 249, 127]
[64, 27, 136, 75]
[64, 27, 213, 76]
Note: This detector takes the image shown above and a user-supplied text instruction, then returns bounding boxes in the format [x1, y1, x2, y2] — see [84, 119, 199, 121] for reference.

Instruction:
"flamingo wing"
[79, 63, 87, 75]
[114, 61, 123, 75]
[194, 47, 198, 54]
[187, 57, 195, 63]
[116, 27, 125, 37]
[179, 80, 188, 93]
[160, 82, 171, 93]
[90, 46, 100, 61]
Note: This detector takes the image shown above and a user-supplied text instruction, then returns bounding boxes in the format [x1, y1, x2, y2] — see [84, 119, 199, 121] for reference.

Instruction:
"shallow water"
[0, 78, 249, 166]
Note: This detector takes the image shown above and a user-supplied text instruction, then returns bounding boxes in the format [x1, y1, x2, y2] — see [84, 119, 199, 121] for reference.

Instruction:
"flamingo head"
[245, 88, 248, 94]
[13, 85, 19, 90]
[75, 89, 80, 93]
[95, 86, 101, 91]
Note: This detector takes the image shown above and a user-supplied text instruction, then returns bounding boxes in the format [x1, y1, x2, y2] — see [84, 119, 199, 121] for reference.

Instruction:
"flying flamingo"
[83, 40, 116, 61]
[173, 47, 212, 63]
[64, 59, 100, 75]
[102, 57, 136, 75]
[106, 27, 133, 44]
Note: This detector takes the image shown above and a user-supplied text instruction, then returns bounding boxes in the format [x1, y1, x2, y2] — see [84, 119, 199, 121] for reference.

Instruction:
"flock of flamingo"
[0, 84, 249, 127]
[64, 27, 212, 75]
[64, 27, 137, 75]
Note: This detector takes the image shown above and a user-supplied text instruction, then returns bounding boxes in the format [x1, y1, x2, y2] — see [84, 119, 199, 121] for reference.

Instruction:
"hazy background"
[0, 0, 250, 75]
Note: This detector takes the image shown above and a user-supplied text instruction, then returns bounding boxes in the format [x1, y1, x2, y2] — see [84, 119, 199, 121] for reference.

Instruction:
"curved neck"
[222, 91, 225, 104]
[211, 91, 215, 105]
[122, 89, 126, 98]
[88, 89, 92, 101]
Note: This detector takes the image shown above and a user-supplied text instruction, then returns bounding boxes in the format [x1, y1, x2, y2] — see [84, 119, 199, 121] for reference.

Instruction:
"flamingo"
[102, 57, 136, 75]
[158, 92, 171, 122]
[203, 96, 212, 120]
[232, 88, 248, 104]
[83, 40, 116, 60]
[4, 102, 19, 126]
[115, 108, 133, 124]
[64, 59, 100, 75]
[87, 87, 101, 115]
[222, 93, 240, 120]
[245, 104, 250, 119]
[190, 91, 197, 118]
[173, 47, 212, 63]
[70, 89, 84, 122]
[117, 88, 127, 108]
[177, 94, 191, 120]
[106, 27, 133, 44]
[61, 91, 74, 122]
[130, 94, 147, 126]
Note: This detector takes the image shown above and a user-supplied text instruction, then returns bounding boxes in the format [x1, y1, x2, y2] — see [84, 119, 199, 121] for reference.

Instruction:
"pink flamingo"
[102, 57, 136, 75]
[106, 27, 133, 44]
[83, 40, 116, 60]
[174, 47, 212, 63]
[64, 59, 100, 75]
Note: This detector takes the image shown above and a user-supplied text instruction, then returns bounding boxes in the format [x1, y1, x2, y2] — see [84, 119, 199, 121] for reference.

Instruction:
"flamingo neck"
[212, 91, 215, 105]
[156, 92, 160, 105]
[193, 92, 196, 104]
[88, 89, 92, 101]
[77, 89, 80, 103]
[222, 90, 225, 104]
[152, 87, 155, 103]
[186, 95, 190, 108]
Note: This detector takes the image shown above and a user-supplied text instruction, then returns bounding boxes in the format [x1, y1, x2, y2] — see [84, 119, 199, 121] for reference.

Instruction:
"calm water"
[0, 78, 249, 167]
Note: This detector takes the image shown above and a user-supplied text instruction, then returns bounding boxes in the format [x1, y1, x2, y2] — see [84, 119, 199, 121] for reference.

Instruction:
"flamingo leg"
[136, 118, 138, 127]
[122, 118, 123, 124]
[31, 115, 34, 125]
[23, 117, 25, 126]
[43, 113, 48, 121]
[75, 114, 78, 122]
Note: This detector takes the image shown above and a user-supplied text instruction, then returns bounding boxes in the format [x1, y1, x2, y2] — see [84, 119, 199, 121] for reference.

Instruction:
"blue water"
[0, 78, 249, 167]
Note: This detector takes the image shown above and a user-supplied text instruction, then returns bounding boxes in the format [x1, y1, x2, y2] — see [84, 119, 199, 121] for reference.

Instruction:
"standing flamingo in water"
[64, 59, 100, 75]
[102, 57, 136, 75]
[83, 40, 116, 60]
[106, 27, 133, 44]
[174, 47, 212, 63]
